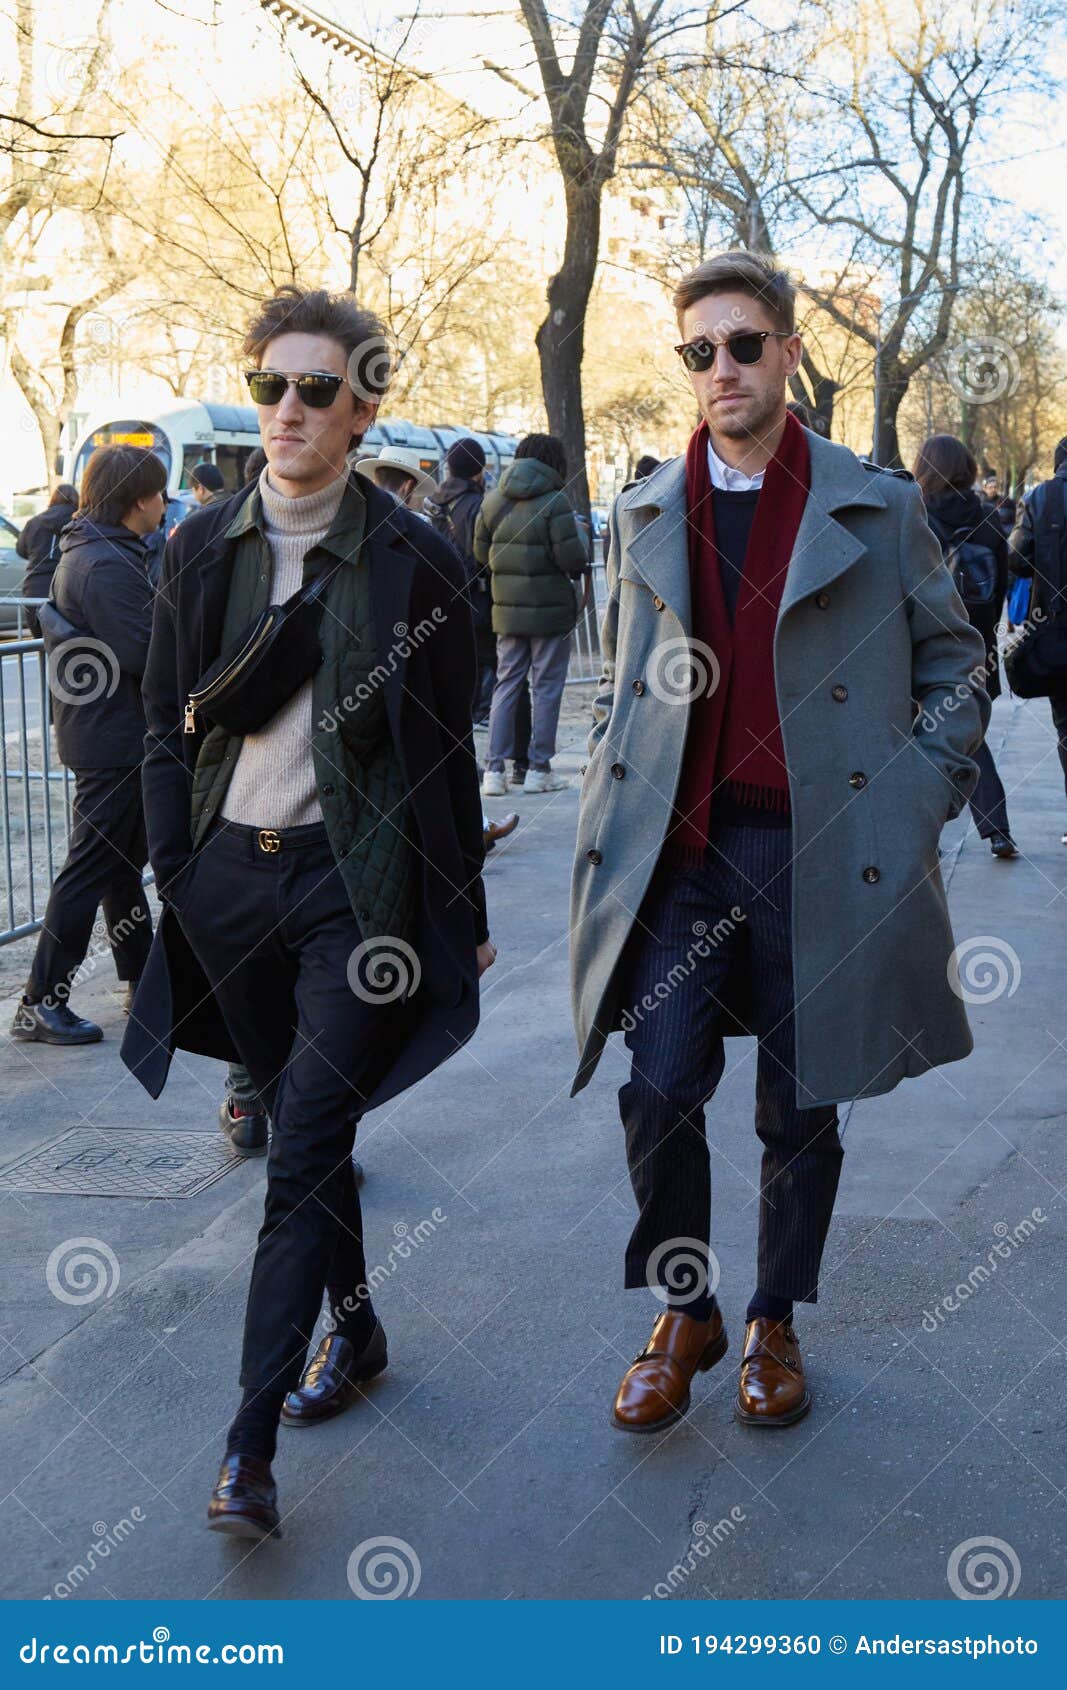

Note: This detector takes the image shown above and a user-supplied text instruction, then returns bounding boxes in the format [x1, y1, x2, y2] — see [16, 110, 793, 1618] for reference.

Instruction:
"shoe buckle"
[257, 829, 281, 854]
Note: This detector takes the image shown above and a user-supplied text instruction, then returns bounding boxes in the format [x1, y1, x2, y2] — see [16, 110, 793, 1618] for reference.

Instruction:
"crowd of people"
[5, 254, 1067, 1539]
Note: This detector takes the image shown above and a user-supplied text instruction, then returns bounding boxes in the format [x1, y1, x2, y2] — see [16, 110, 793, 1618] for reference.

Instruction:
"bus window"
[180, 445, 207, 489]
[215, 444, 255, 489]
[75, 420, 171, 488]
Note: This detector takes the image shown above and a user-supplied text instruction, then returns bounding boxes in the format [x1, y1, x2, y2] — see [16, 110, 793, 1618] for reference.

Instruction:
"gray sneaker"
[218, 1097, 268, 1157]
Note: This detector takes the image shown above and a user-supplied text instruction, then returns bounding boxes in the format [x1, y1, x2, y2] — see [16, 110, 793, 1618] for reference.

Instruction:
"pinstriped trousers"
[617, 821, 843, 1318]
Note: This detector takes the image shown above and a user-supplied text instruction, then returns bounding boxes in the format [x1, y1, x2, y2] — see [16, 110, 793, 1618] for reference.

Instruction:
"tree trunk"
[873, 360, 909, 468]
[534, 177, 600, 522]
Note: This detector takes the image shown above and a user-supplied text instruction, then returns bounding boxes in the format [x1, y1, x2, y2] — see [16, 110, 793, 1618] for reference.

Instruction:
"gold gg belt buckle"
[257, 829, 282, 854]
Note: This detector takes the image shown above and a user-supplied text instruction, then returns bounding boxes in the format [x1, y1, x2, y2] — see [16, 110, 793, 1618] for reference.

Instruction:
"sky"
[349, 0, 1067, 311]
[2, 0, 1064, 500]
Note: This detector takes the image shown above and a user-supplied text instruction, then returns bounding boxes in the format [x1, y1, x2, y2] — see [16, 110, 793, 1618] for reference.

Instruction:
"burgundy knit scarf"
[665, 411, 811, 865]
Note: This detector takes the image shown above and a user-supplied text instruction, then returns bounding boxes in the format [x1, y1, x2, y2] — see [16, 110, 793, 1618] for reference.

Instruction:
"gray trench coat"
[569, 430, 990, 1108]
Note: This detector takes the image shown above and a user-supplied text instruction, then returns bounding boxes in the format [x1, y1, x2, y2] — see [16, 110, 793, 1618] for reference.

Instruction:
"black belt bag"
[184, 563, 340, 738]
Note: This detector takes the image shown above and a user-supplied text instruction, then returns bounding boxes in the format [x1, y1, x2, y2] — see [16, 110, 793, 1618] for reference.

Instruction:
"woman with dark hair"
[913, 433, 1017, 858]
[17, 482, 80, 635]
[475, 431, 588, 794]
[10, 445, 165, 1044]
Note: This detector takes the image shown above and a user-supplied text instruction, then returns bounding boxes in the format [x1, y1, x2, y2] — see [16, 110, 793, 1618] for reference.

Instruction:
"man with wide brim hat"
[354, 446, 438, 512]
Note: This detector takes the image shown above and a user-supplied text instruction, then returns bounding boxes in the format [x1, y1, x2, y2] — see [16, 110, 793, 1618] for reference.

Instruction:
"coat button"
[587, 848, 603, 865]
[862, 865, 880, 884]
[652, 595, 665, 611]
[832, 683, 848, 702]
[848, 771, 867, 789]
[321, 783, 335, 795]
[611, 763, 625, 780]
[816, 591, 831, 608]
[632, 678, 646, 695]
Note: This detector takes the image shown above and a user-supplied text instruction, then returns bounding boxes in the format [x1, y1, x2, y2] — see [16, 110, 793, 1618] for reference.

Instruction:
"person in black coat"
[424, 437, 496, 718]
[120, 286, 494, 1538]
[10, 446, 165, 1045]
[17, 483, 78, 636]
[914, 434, 1017, 858]
[1008, 438, 1067, 844]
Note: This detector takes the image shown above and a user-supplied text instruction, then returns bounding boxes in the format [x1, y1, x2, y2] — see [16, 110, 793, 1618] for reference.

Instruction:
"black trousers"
[27, 765, 153, 1005]
[617, 822, 843, 1320]
[967, 739, 1011, 839]
[474, 622, 497, 720]
[1049, 687, 1067, 804]
[174, 819, 408, 1394]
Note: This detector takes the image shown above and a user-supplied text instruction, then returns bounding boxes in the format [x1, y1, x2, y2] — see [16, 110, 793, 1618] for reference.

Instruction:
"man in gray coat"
[570, 250, 989, 1435]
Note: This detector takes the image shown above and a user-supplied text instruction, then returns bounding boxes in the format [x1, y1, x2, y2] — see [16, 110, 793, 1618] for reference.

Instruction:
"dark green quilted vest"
[189, 480, 418, 953]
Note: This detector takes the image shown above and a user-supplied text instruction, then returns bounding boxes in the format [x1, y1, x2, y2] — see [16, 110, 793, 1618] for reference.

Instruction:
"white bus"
[65, 400, 519, 497]
[67, 399, 262, 497]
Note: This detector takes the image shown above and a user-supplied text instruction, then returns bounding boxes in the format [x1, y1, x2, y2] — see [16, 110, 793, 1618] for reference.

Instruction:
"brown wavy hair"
[912, 434, 977, 499]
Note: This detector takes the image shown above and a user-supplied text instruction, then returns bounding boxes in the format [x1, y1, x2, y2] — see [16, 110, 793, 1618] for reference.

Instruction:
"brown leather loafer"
[484, 812, 520, 853]
[612, 1308, 728, 1433]
[280, 1323, 388, 1427]
[734, 1316, 811, 1428]
[206, 1454, 281, 1539]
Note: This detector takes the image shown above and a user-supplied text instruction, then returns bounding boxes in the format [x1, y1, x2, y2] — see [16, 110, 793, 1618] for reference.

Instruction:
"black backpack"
[941, 525, 998, 607]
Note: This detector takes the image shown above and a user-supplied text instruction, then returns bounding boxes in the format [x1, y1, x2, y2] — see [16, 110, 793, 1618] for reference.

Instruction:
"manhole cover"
[0, 1127, 245, 1198]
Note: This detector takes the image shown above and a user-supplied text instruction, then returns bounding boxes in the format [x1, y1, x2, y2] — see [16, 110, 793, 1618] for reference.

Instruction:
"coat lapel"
[616, 457, 691, 627]
[778, 431, 889, 619]
[615, 433, 892, 630]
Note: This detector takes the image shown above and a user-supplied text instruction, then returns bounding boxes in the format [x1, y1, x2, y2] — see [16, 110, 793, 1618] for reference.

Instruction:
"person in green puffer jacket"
[475, 432, 589, 794]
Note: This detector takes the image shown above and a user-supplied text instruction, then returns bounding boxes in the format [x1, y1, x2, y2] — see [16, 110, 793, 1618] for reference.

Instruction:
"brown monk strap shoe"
[734, 1316, 811, 1428]
[206, 1454, 281, 1540]
[280, 1323, 388, 1428]
[612, 1307, 728, 1434]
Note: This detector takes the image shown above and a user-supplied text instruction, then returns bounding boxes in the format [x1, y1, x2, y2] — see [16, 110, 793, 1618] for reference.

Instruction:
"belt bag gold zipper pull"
[184, 702, 197, 734]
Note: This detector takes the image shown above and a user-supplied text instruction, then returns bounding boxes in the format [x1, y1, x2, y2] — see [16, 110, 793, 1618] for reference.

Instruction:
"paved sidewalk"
[0, 688, 1064, 1601]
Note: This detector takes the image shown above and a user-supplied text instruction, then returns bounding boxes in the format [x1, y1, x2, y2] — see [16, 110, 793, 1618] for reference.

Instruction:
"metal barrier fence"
[1, 568, 607, 949]
[0, 599, 74, 947]
[566, 558, 607, 685]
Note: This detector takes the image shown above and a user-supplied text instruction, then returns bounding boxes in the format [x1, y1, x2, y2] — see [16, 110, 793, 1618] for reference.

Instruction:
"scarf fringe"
[721, 779, 791, 812]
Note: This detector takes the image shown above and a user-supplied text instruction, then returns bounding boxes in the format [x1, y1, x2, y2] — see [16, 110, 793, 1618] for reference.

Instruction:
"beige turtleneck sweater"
[220, 467, 347, 829]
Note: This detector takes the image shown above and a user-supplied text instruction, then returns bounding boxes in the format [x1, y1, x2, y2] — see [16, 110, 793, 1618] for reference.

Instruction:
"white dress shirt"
[707, 437, 766, 492]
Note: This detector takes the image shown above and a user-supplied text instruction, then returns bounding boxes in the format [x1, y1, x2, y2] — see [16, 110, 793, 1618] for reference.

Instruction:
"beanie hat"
[445, 437, 486, 480]
[190, 461, 225, 492]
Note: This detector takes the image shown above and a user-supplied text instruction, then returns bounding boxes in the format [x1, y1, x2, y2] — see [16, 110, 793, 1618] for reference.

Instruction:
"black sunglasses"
[244, 370, 347, 408]
[674, 330, 792, 372]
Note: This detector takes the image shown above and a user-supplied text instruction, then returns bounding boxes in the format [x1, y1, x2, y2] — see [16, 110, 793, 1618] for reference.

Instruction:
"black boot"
[10, 997, 102, 1045]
